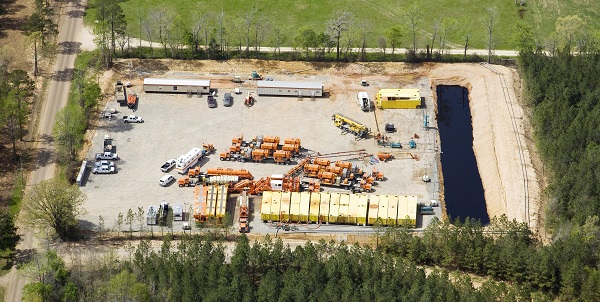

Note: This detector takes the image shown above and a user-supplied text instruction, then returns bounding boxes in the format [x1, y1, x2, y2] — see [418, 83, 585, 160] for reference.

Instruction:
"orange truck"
[207, 167, 254, 180]
[127, 92, 137, 108]
[238, 192, 249, 233]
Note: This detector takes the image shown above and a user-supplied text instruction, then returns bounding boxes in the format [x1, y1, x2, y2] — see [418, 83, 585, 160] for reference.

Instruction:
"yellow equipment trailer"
[376, 88, 421, 109]
[215, 185, 228, 220]
[332, 113, 370, 139]
[206, 185, 218, 220]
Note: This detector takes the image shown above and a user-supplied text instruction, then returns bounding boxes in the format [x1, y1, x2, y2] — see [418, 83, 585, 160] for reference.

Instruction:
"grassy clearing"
[0, 286, 4, 302]
[8, 173, 25, 217]
[86, 0, 600, 50]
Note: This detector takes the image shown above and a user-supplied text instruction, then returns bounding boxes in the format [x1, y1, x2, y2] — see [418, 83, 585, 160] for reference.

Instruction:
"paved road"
[4, 0, 86, 301]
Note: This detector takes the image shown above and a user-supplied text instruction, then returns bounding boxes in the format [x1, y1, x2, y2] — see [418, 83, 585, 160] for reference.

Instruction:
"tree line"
[19, 213, 600, 301]
[22, 234, 526, 302]
[89, 0, 502, 64]
[519, 50, 600, 225]
[381, 216, 600, 300]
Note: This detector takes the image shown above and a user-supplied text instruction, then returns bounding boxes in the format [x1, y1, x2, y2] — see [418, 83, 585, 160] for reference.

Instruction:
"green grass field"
[89, 0, 600, 50]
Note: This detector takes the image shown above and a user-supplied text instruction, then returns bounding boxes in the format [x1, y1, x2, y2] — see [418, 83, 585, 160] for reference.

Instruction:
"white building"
[143, 78, 211, 94]
[257, 81, 323, 97]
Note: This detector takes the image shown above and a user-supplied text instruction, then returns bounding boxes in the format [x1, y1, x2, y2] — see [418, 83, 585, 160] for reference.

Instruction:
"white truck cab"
[357, 92, 371, 112]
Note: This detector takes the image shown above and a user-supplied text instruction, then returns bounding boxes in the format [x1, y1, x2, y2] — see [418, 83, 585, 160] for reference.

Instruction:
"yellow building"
[376, 88, 421, 109]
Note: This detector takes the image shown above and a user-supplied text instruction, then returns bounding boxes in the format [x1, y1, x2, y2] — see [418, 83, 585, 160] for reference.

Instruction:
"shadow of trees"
[58, 41, 81, 55]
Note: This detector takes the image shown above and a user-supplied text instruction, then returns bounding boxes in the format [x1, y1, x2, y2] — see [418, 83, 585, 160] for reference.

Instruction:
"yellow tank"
[309, 193, 321, 223]
[338, 194, 350, 224]
[328, 193, 341, 223]
[280, 192, 291, 222]
[299, 192, 311, 223]
[269, 191, 282, 221]
[260, 191, 272, 222]
[319, 192, 331, 224]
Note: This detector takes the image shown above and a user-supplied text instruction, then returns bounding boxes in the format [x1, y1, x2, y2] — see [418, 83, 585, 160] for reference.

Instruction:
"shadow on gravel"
[97, 118, 136, 134]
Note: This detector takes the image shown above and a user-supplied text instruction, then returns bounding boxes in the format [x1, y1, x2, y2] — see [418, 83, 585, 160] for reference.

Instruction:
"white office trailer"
[143, 78, 211, 94]
[256, 81, 323, 97]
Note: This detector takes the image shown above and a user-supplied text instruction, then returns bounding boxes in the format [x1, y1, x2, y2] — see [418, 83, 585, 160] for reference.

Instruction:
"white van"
[159, 174, 175, 187]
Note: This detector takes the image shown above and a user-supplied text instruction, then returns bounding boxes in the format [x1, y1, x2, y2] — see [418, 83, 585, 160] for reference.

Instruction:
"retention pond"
[436, 86, 489, 224]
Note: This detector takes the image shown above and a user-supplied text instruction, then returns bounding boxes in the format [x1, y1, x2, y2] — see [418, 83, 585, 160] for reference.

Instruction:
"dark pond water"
[436, 86, 489, 224]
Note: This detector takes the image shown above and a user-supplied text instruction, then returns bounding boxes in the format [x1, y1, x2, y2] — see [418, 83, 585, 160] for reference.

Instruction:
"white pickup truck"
[122, 115, 143, 123]
[95, 152, 119, 160]
[92, 165, 115, 174]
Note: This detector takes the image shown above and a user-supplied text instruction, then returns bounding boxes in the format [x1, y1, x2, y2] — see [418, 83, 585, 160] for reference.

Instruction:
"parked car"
[207, 95, 217, 108]
[223, 93, 233, 107]
[385, 123, 396, 133]
[159, 174, 175, 187]
[92, 165, 115, 174]
[95, 152, 119, 160]
[100, 112, 113, 119]
[94, 160, 115, 168]
[122, 115, 143, 123]
[160, 159, 176, 172]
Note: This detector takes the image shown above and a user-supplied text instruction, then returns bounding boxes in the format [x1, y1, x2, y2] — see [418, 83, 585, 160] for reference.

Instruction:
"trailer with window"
[175, 147, 204, 174]
[257, 81, 323, 97]
[143, 78, 211, 94]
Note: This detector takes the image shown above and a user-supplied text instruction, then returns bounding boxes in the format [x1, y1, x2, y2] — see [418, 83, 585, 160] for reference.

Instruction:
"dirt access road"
[2, 0, 88, 301]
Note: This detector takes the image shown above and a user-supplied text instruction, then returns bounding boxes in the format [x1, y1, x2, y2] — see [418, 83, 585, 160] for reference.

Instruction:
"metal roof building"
[143, 78, 211, 94]
[257, 80, 323, 97]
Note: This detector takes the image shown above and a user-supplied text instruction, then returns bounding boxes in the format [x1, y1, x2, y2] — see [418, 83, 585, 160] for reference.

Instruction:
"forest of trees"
[21, 213, 600, 302]
[519, 50, 600, 225]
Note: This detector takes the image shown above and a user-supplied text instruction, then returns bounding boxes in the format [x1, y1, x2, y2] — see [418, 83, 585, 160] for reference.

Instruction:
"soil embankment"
[430, 64, 540, 230]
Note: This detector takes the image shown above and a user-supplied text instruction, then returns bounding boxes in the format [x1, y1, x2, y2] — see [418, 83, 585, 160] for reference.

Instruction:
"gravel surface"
[80, 63, 439, 234]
